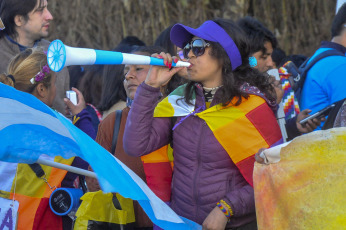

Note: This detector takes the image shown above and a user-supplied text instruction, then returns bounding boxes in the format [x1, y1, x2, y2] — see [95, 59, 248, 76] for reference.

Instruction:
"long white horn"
[47, 40, 190, 72]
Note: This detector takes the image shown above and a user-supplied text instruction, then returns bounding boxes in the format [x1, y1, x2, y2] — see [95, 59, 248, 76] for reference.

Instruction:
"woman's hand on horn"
[145, 52, 183, 88]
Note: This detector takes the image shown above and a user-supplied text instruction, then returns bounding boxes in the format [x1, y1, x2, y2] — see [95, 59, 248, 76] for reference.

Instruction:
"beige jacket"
[0, 36, 70, 114]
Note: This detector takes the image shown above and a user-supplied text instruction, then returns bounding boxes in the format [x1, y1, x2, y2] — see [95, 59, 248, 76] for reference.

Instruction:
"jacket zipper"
[193, 119, 206, 221]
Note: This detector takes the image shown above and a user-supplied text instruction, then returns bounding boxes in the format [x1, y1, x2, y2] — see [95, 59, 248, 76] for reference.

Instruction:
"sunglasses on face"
[177, 50, 185, 60]
[182, 39, 210, 59]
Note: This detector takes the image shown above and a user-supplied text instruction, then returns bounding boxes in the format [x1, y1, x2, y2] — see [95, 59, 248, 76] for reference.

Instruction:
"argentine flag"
[0, 83, 201, 230]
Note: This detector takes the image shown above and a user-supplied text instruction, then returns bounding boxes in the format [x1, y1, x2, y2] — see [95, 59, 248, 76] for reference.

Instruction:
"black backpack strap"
[111, 110, 122, 154]
[294, 49, 345, 104]
[297, 49, 345, 89]
[322, 98, 346, 130]
[110, 110, 124, 210]
[28, 163, 45, 178]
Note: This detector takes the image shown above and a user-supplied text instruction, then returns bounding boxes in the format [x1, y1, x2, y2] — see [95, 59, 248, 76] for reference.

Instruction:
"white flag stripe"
[0, 98, 74, 140]
[167, 95, 195, 116]
[0, 162, 17, 192]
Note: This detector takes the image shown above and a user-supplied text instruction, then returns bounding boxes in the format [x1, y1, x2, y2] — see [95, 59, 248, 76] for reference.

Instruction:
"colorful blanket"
[154, 85, 282, 186]
[254, 127, 346, 229]
[0, 156, 73, 230]
[141, 145, 173, 202]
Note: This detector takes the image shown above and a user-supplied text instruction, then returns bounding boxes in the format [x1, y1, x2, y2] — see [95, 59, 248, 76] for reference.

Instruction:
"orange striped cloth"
[0, 156, 74, 230]
[154, 85, 282, 186]
[140, 145, 173, 202]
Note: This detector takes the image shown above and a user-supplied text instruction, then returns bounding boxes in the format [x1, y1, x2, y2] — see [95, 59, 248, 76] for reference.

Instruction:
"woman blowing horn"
[123, 18, 282, 230]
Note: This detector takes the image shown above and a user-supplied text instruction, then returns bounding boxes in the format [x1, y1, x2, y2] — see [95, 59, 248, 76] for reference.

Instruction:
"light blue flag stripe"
[0, 83, 201, 230]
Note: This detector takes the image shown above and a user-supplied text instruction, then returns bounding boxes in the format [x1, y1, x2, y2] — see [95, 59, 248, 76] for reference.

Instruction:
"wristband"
[220, 199, 234, 217]
[216, 202, 231, 219]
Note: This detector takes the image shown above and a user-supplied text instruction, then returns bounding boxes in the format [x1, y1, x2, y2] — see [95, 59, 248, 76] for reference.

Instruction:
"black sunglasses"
[183, 39, 210, 59]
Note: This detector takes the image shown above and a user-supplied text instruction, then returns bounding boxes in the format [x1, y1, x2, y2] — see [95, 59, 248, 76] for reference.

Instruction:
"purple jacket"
[62, 109, 93, 188]
[123, 83, 256, 228]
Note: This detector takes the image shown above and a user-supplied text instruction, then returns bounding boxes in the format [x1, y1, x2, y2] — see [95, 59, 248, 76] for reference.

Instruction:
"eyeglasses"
[182, 39, 210, 59]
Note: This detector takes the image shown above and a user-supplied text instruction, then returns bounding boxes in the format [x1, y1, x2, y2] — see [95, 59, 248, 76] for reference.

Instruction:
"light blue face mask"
[249, 56, 257, 68]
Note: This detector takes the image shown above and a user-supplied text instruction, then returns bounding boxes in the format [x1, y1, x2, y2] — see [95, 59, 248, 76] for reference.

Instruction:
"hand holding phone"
[64, 88, 86, 116]
[299, 103, 335, 126]
[66, 90, 78, 105]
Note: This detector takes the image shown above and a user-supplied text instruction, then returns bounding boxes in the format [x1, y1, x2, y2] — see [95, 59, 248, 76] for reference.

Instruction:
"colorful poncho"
[279, 63, 300, 120]
[140, 145, 173, 202]
[153, 85, 282, 186]
[0, 156, 73, 230]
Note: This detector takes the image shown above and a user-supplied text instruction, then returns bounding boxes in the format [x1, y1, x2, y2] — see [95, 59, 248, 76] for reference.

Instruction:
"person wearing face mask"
[123, 18, 286, 230]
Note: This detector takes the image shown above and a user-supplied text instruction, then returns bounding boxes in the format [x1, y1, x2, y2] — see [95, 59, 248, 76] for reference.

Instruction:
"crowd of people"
[0, 0, 345, 230]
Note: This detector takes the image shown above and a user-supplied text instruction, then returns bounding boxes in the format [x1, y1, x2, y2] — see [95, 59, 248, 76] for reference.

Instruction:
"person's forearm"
[123, 82, 171, 157]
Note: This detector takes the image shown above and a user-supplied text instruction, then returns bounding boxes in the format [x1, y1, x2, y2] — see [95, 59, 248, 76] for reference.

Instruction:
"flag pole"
[36, 158, 97, 178]
[277, 102, 288, 142]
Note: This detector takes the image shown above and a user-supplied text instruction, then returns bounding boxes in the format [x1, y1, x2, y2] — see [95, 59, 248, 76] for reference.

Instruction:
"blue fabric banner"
[0, 83, 201, 230]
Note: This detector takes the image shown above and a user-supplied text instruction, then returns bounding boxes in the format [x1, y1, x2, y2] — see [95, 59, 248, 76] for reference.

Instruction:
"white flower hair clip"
[30, 65, 51, 84]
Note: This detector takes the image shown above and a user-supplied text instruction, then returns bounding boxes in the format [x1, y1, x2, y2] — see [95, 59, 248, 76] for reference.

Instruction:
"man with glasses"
[0, 0, 69, 114]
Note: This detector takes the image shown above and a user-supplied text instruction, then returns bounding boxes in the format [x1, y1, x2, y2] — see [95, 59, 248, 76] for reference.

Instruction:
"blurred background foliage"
[48, 0, 337, 56]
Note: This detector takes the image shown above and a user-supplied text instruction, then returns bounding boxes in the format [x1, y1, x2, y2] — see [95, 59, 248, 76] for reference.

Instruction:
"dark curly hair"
[183, 18, 275, 106]
[236, 16, 278, 55]
[0, 0, 46, 39]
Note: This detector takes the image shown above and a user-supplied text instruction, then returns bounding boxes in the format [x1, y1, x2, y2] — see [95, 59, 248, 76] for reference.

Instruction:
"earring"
[249, 56, 257, 68]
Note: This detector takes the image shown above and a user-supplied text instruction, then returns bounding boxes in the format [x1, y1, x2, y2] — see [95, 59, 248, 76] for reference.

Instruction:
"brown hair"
[6, 48, 53, 93]
[0, 0, 46, 39]
[78, 65, 103, 107]
[0, 74, 15, 87]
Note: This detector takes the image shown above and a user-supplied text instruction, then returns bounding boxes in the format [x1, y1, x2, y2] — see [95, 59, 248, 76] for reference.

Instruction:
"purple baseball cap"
[170, 20, 242, 71]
